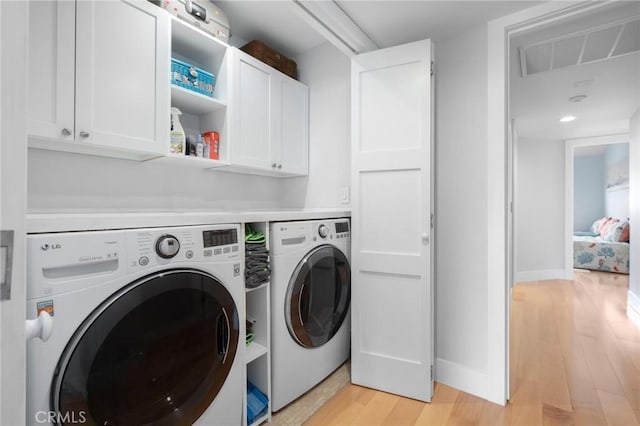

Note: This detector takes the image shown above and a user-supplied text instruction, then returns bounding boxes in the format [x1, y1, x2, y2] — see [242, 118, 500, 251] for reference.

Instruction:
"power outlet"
[339, 187, 350, 204]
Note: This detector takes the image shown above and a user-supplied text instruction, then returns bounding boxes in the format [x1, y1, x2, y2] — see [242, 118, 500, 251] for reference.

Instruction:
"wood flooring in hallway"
[305, 270, 640, 425]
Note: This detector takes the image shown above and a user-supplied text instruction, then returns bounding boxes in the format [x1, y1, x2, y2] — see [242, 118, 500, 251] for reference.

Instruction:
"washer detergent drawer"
[27, 231, 127, 300]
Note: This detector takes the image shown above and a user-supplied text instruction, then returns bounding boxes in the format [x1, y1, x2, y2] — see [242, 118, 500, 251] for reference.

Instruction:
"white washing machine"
[26, 224, 245, 426]
[270, 218, 351, 411]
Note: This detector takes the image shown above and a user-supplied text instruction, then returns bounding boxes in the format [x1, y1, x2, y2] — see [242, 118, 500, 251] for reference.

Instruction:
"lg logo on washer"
[40, 243, 62, 251]
[35, 411, 86, 424]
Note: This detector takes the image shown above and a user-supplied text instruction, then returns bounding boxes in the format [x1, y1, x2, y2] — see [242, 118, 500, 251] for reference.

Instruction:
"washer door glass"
[52, 269, 239, 426]
[286, 245, 351, 348]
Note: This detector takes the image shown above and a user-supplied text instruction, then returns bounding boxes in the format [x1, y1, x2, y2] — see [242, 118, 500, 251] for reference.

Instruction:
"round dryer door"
[285, 245, 351, 348]
[51, 269, 239, 426]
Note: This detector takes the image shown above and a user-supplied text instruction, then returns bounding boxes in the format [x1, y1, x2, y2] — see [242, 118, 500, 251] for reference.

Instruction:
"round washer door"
[52, 269, 239, 426]
[285, 245, 351, 348]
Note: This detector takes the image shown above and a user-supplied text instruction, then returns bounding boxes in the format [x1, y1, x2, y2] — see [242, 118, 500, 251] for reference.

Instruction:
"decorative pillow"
[590, 217, 608, 234]
[598, 217, 617, 236]
[618, 221, 630, 242]
[602, 220, 624, 242]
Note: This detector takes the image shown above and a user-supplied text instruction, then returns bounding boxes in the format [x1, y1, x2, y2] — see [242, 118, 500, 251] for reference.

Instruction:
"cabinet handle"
[61, 128, 72, 136]
[277, 164, 282, 169]
[272, 163, 277, 168]
[79, 131, 90, 138]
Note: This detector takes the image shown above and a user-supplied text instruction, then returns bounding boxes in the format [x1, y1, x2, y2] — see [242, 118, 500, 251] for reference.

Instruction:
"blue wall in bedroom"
[574, 154, 605, 231]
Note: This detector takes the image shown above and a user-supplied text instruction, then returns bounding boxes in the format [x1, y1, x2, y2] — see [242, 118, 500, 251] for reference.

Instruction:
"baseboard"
[515, 269, 566, 283]
[435, 358, 487, 400]
[627, 291, 640, 328]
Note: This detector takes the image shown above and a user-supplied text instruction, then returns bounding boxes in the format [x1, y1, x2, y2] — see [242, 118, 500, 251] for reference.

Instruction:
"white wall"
[604, 142, 629, 220]
[574, 154, 604, 231]
[434, 24, 489, 397]
[629, 109, 640, 325]
[516, 138, 565, 279]
[281, 43, 351, 208]
[28, 149, 286, 212]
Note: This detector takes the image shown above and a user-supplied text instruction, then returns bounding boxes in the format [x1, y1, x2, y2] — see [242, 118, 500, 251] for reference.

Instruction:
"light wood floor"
[305, 270, 640, 425]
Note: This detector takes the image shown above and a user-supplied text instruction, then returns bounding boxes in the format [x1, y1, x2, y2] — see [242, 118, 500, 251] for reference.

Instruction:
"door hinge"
[430, 213, 434, 229]
[430, 61, 434, 76]
[430, 365, 434, 380]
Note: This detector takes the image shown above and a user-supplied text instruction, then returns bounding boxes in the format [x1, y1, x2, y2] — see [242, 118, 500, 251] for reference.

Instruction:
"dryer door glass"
[52, 270, 239, 426]
[286, 245, 351, 348]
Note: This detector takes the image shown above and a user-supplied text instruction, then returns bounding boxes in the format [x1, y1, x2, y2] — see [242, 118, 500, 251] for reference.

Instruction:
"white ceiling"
[511, 2, 640, 141]
[215, 1, 542, 58]
[214, 1, 639, 143]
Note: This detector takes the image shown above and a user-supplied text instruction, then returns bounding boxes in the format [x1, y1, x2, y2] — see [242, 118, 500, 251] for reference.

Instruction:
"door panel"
[280, 78, 309, 175]
[75, 0, 169, 154]
[351, 39, 433, 402]
[360, 169, 422, 254]
[359, 62, 425, 152]
[27, 0, 75, 141]
[233, 53, 274, 170]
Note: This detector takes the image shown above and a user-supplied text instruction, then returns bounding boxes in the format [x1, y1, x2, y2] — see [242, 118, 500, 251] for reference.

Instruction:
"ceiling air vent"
[519, 16, 640, 77]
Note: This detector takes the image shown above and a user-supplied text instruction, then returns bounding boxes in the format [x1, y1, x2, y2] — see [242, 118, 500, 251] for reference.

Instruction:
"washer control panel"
[127, 225, 240, 271]
[334, 220, 350, 240]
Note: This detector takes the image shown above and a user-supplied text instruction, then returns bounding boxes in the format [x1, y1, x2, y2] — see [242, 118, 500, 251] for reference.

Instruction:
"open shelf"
[246, 342, 268, 364]
[171, 85, 226, 115]
[170, 15, 227, 73]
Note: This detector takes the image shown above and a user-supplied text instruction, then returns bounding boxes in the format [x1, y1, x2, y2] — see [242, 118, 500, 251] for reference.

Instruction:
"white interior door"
[351, 39, 434, 402]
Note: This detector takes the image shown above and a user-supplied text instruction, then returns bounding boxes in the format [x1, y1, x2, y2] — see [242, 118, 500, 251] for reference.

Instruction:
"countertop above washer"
[27, 208, 351, 233]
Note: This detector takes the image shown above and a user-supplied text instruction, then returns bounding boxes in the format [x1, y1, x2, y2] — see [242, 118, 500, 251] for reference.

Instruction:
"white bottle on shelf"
[170, 108, 186, 154]
[196, 135, 204, 158]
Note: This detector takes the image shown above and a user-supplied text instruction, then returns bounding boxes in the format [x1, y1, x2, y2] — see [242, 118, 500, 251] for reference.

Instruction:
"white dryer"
[270, 218, 351, 411]
[26, 224, 245, 426]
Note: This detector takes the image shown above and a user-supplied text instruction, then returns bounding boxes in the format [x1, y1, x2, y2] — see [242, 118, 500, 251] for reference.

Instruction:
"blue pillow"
[574, 231, 599, 237]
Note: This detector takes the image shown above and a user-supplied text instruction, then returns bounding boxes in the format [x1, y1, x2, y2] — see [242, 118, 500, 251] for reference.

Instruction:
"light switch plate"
[339, 187, 350, 204]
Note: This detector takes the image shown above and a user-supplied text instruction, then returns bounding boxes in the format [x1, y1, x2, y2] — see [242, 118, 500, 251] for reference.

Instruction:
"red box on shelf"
[202, 131, 219, 160]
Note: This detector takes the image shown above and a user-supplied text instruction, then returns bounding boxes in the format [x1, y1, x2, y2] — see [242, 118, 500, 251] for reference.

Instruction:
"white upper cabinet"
[230, 49, 308, 177]
[279, 77, 309, 176]
[28, 0, 170, 160]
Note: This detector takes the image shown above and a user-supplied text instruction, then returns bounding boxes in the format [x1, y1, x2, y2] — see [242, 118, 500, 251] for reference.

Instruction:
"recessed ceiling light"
[569, 95, 587, 103]
[560, 115, 576, 123]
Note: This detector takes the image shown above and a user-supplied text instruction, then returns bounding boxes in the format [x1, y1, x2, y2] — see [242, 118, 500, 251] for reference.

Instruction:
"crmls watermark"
[35, 411, 87, 424]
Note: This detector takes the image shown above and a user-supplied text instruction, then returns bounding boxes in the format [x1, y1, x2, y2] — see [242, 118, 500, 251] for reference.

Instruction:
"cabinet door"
[231, 51, 277, 171]
[75, 0, 169, 155]
[279, 78, 309, 176]
[27, 0, 75, 141]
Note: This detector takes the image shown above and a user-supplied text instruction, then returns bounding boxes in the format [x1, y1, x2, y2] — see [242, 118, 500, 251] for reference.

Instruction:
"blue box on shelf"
[247, 381, 269, 425]
[171, 58, 215, 97]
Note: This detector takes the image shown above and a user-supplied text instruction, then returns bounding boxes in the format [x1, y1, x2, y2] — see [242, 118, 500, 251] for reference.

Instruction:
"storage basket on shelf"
[240, 40, 297, 79]
[247, 381, 269, 425]
[171, 58, 215, 97]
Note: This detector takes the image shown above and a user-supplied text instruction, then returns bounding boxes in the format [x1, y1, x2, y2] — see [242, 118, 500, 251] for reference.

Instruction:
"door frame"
[564, 134, 630, 280]
[487, 0, 614, 405]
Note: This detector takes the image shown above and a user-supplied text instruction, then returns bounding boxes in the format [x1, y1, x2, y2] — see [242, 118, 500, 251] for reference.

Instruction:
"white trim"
[564, 134, 629, 282]
[435, 358, 488, 400]
[628, 291, 640, 328]
[487, 0, 614, 406]
[515, 269, 567, 283]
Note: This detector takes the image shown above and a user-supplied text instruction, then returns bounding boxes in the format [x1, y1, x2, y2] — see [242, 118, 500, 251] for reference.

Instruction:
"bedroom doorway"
[567, 136, 630, 275]
[506, 0, 640, 404]
[509, 2, 638, 285]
